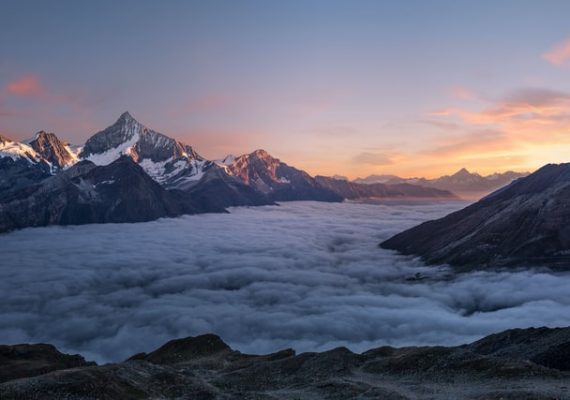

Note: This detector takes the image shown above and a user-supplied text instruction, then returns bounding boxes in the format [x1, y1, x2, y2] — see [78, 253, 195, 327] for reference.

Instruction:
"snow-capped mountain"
[79, 112, 208, 187]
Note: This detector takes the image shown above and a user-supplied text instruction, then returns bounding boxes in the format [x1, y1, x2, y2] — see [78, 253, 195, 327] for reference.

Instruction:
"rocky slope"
[0, 156, 211, 233]
[226, 150, 343, 202]
[381, 163, 570, 269]
[314, 175, 456, 200]
[2, 327, 570, 399]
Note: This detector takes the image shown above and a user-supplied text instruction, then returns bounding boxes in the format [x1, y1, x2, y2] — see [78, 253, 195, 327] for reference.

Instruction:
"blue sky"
[2, 0, 570, 177]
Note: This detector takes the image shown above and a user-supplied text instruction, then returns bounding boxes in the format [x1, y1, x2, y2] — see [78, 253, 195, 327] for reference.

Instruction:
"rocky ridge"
[2, 327, 570, 399]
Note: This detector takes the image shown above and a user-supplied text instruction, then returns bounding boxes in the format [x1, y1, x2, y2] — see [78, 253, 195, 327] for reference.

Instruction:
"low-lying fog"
[2, 201, 570, 363]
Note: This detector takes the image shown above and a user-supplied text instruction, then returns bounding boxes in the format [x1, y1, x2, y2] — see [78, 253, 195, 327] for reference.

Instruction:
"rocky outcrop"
[0, 344, 94, 383]
[314, 175, 456, 200]
[29, 131, 77, 171]
[2, 327, 570, 399]
[0, 156, 212, 233]
[381, 163, 570, 269]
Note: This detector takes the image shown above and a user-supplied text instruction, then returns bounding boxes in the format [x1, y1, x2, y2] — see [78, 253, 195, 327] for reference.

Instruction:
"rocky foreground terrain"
[2, 327, 570, 399]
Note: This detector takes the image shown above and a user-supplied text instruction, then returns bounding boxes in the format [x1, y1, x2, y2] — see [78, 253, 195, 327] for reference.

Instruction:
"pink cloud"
[450, 86, 476, 100]
[6, 75, 45, 97]
[543, 38, 570, 67]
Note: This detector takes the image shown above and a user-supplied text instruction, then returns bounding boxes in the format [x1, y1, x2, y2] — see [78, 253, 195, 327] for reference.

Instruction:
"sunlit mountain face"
[3, 1, 570, 398]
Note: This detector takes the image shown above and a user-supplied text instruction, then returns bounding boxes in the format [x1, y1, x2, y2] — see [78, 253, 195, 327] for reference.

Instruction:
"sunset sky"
[2, 0, 570, 179]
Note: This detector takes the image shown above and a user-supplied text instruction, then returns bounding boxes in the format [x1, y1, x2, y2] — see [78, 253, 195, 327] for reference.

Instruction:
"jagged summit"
[29, 131, 77, 170]
[118, 111, 134, 121]
[250, 149, 272, 158]
[77, 112, 208, 185]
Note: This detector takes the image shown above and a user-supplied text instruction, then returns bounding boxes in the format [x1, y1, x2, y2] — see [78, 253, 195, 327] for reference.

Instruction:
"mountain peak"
[119, 111, 134, 121]
[250, 149, 272, 159]
[454, 167, 471, 176]
[34, 131, 58, 140]
[29, 131, 76, 170]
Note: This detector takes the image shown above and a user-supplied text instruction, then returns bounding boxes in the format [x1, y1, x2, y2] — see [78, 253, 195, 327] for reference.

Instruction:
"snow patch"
[85, 132, 140, 166]
[0, 140, 40, 163]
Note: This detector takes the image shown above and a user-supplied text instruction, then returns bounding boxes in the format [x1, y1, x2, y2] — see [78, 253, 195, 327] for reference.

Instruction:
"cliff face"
[2, 327, 570, 399]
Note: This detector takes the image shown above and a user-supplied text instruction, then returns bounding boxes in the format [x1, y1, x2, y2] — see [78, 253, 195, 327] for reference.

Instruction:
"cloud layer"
[2, 201, 570, 363]
[543, 37, 570, 67]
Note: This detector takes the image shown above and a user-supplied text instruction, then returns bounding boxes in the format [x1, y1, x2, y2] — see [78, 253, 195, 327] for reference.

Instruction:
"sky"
[1, 0, 570, 179]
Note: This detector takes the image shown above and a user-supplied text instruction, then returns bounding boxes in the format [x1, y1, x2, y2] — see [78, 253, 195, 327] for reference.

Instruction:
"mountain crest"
[78, 112, 208, 186]
[251, 149, 272, 159]
[29, 131, 77, 170]
[118, 111, 134, 121]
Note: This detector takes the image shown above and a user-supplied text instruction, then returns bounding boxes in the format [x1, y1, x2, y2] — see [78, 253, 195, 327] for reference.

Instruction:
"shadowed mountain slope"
[381, 163, 570, 269]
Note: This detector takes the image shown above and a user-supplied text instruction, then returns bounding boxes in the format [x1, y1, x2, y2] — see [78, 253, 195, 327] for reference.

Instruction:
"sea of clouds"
[2, 200, 570, 363]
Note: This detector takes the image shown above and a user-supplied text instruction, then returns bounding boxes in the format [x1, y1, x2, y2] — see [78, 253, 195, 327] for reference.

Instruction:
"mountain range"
[381, 162, 570, 269]
[355, 168, 528, 199]
[0, 112, 455, 233]
[2, 326, 570, 399]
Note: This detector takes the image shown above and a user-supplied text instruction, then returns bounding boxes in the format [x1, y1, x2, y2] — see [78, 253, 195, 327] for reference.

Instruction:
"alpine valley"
[0, 112, 456, 233]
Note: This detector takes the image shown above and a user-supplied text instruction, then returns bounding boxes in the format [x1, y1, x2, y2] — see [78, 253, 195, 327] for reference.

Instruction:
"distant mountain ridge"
[355, 168, 529, 198]
[0, 112, 460, 232]
[314, 175, 455, 200]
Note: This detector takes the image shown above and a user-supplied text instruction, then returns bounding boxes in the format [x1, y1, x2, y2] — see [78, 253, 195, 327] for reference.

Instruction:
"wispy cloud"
[416, 86, 570, 175]
[5, 75, 45, 97]
[450, 86, 476, 100]
[426, 129, 512, 157]
[543, 38, 570, 67]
